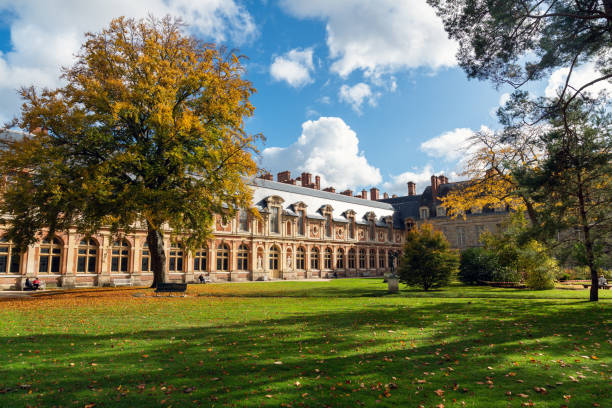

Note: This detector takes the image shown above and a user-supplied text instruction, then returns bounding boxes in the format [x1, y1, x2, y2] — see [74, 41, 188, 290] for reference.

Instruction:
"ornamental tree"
[398, 223, 459, 291]
[0, 16, 260, 287]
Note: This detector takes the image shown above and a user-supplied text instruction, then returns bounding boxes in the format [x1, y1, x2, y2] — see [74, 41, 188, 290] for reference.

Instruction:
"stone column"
[97, 233, 111, 286]
[61, 230, 77, 288]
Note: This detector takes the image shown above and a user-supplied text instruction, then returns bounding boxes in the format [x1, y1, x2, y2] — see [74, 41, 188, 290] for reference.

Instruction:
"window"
[237, 244, 248, 270]
[388, 226, 393, 241]
[324, 248, 332, 269]
[475, 225, 485, 245]
[216, 244, 229, 271]
[111, 240, 129, 273]
[336, 249, 344, 269]
[369, 221, 375, 241]
[369, 249, 376, 268]
[325, 214, 332, 238]
[296, 247, 305, 270]
[194, 247, 208, 272]
[0, 238, 20, 274]
[77, 239, 97, 273]
[141, 244, 151, 272]
[437, 206, 446, 217]
[269, 246, 279, 270]
[457, 227, 465, 247]
[349, 219, 355, 239]
[359, 249, 366, 269]
[270, 207, 280, 233]
[239, 209, 249, 232]
[298, 210, 305, 235]
[348, 249, 356, 269]
[39, 237, 62, 274]
[379, 250, 386, 268]
[169, 243, 183, 272]
[420, 207, 429, 219]
[286, 221, 292, 235]
[310, 248, 319, 269]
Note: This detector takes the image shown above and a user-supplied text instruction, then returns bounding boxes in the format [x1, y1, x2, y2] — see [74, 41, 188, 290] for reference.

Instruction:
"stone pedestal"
[387, 277, 399, 293]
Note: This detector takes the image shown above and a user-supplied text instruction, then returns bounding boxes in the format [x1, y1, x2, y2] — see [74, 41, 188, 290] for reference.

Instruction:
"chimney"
[301, 172, 312, 187]
[315, 175, 320, 190]
[261, 172, 273, 181]
[370, 187, 379, 201]
[323, 186, 336, 193]
[277, 170, 291, 183]
[341, 189, 353, 196]
[407, 181, 416, 196]
[442, 175, 449, 184]
[361, 189, 367, 199]
[383, 192, 389, 199]
[392, 194, 398, 198]
[431, 175, 439, 201]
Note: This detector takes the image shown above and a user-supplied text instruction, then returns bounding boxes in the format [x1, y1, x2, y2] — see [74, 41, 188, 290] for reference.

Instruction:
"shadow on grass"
[0, 298, 610, 407]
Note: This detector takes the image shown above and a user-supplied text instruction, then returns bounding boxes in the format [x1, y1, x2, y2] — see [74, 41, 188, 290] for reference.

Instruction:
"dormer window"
[238, 209, 249, 231]
[436, 206, 446, 217]
[419, 207, 429, 219]
[370, 220, 375, 241]
[298, 210, 305, 235]
[325, 214, 332, 237]
[270, 207, 280, 233]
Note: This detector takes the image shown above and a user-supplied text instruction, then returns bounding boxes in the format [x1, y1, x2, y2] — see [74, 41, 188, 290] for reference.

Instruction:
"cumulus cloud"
[261, 117, 382, 191]
[420, 127, 490, 163]
[279, 0, 457, 78]
[0, 0, 257, 124]
[545, 61, 612, 99]
[338, 83, 378, 113]
[381, 165, 437, 196]
[270, 48, 315, 87]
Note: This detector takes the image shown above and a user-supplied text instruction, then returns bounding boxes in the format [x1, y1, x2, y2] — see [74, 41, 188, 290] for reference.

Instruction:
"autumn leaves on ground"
[0, 279, 610, 408]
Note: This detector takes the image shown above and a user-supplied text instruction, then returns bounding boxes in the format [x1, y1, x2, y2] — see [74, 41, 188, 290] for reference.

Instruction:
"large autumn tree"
[0, 16, 260, 287]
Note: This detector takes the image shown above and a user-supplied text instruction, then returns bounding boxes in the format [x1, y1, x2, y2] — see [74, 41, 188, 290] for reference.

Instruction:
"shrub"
[398, 223, 459, 291]
[520, 241, 557, 290]
[458, 247, 498, 284]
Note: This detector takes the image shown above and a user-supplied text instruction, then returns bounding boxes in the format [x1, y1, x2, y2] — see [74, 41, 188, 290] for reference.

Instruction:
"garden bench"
[581, 283, 610, 290]
[154, 283, 187, 297]
[111, 278, 133, 287]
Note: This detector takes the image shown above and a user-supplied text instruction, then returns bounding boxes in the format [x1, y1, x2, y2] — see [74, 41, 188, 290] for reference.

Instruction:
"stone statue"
[257, 255, 263, 270]
[287, 254, 292, 268]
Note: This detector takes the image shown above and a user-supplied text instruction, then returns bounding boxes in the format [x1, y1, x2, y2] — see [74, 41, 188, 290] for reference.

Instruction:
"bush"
[398, 223, 459, 291]
[458, 247, 498, 284]
[519, 241, 557, 290]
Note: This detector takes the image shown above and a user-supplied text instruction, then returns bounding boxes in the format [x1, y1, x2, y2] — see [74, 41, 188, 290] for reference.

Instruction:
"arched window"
[269, 246, 279, 270]
[359, 249, 365, 269]
[39, 237, 62, 274]
[296, 247, 305, 270]
[216, 244, 229, 271]
[237, 244, 248, 270]
[348, 248, 356, 269]
[111, 240, 129, 273]
[141, 243, 151, 272]
[310, 247, 319, 269]
[336, 248, 345, 269]
[194, 247, 207, 272]
[169, 243, 183, 272]
[324, 248, 332, 269]
[379, 250, 386, 268]
[77, 238, 97, 273]
[369, 249, 376, 268]
[0, 237, 21, 274]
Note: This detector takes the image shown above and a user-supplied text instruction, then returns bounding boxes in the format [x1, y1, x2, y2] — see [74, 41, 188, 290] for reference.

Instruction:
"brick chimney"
[340, 189, 353, 196]
[261, 172, 273, 181]
[407, 181, 416, 196]
[392, 194, 398, 198]
[383, 192, 389, 199]
[361, 189, 367, 199]
[277, 170, 291, 183]
[323, 186, 336, 193]
[301, 172, 312, 187]
[315, 175, 320, 190]
[370, 187, 379, 201]
[431, 175, 440, 201]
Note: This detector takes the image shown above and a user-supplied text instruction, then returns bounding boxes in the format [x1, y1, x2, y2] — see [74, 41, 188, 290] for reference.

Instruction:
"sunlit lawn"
[0, 279, 610, 407]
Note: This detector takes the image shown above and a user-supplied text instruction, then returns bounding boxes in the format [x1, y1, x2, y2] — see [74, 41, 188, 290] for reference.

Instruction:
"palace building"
[0, 163, 508, 289]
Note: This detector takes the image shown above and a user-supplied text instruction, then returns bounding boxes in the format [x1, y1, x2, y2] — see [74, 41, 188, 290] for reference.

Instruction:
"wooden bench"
[581, 284, 610, 290]
[111, 278, 133, 287]
[154, 283, 187, 297]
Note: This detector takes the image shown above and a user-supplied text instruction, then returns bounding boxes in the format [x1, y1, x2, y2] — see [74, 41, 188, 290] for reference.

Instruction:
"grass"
[0, 279, 610, 407]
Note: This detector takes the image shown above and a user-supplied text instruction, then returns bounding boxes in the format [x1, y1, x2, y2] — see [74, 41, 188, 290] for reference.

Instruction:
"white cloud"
[270, 48, 315, 88]
[261, 117, 382, 191]
[280, 0, 457, 78]
[381, 165, 437, 196]
[545, 61, 612, 99]
[0, 0, 257, 124]
[338, 83, 378, 113]
[420, 127, 489, 162]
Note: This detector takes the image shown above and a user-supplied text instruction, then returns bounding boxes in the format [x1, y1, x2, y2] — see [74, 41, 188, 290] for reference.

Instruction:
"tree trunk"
[576, 173, 598, 302]
[146, 223, 167, 288]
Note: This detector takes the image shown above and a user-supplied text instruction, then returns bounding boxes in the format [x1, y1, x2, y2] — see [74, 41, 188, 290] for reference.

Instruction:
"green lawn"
[0, 279, 610, 407]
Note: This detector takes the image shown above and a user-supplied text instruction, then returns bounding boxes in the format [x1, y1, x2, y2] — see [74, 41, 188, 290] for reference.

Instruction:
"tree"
[398, 223, 459, 291]
[458, 247, 500, 284]
[0, 16, 260, 287]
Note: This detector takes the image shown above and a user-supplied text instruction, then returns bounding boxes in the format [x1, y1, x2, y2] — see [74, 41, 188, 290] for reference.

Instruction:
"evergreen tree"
[398, 224, 459, 291]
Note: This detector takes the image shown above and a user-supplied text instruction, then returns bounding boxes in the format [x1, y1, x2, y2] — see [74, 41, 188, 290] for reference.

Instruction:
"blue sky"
[0, 0, 571, 195]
